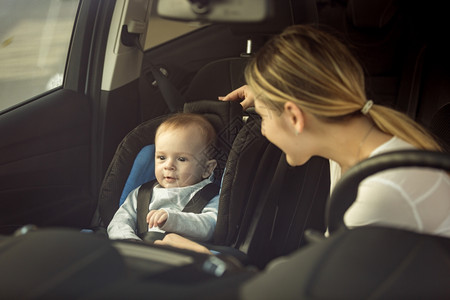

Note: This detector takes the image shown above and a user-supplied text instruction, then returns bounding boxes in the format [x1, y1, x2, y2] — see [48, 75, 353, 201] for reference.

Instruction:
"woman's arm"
[218, 85, 255, 110]
[154, 233, 212, 255]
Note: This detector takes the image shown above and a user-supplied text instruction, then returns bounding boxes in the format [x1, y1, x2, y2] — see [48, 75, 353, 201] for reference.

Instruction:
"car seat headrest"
[184, 100, 244, 160]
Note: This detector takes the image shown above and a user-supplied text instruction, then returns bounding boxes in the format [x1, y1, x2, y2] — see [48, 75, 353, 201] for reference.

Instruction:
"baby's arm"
[158, 195, 219, 242]
[107, 187, 141, 240]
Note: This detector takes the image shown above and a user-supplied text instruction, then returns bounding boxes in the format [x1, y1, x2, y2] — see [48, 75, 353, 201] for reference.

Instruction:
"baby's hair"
[156, 113, 217, 156]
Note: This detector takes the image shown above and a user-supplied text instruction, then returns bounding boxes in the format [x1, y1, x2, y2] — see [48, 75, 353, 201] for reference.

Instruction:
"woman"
[157, 24, 450, 251]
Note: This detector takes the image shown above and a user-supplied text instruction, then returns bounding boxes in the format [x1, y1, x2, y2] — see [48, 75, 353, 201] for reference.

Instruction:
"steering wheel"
[326, 150, 450, 234]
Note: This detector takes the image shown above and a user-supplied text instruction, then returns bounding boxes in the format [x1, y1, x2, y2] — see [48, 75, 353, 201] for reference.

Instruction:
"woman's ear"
[283, 101, 305, 135]
[202, 159, 217, 179]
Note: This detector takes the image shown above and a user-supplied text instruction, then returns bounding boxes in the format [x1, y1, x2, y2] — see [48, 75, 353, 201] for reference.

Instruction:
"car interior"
[0, 0, 449, 298]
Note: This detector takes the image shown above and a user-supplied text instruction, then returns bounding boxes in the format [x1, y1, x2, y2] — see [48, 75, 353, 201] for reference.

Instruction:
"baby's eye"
[177, 157, 187, 162]
[157, 155, 166, 160]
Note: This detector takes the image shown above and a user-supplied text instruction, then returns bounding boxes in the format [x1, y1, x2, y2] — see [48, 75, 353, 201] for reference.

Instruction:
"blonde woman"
[220, 25, 450, 238]
[157, 25, 450, 253]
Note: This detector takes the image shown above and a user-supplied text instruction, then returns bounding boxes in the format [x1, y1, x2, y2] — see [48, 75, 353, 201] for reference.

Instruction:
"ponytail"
[367, 105, 443, 151]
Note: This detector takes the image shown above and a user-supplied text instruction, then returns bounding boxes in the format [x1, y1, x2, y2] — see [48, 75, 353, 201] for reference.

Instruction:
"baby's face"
[154, 125, 211, 188]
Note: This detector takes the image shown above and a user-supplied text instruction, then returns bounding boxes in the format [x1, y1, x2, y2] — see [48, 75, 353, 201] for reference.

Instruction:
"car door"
[0, 0, 119, 233]
[0, 0, 258, 234]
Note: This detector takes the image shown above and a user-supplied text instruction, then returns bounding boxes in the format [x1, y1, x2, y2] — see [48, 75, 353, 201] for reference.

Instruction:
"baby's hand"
[147, 209, 168, 228]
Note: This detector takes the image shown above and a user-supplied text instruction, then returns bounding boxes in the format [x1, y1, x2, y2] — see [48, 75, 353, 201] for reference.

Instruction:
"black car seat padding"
[241, 150, 450, 299]
[241, 226, 450, 299]
[429, 103, 450, 152]
[212, 116, 330, 268]
[97, 101, 243, 228]
[327, 150, 450, 233]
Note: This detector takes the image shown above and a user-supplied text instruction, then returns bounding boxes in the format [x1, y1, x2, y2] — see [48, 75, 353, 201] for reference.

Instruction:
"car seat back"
[184, 57, 250, 102]
[241, 150, 450, 299]
[214, 116, 330, 269]
[241, 225, 450, 300]
[429, 103, 450, 152]
[327, 150, 450, 233]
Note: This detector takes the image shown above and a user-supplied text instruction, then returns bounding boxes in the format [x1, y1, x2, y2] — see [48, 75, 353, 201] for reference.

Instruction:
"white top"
[107, 178, 219, 241]
[330, 136, 450, 238]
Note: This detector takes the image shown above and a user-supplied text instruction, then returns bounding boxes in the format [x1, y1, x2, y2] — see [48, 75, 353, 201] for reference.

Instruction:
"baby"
[107, 113, 218, 242]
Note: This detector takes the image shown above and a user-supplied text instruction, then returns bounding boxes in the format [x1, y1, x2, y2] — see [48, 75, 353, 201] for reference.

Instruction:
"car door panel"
[0, 0, 120, 234]
[0, 89, 92, 233]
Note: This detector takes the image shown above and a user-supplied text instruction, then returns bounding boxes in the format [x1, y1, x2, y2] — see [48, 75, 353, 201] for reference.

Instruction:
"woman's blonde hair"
[245, 24, 442, 151]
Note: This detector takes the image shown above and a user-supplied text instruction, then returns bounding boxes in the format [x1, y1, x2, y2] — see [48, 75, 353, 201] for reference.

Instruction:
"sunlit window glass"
[0, 0, 79, 112]
[145, 1, 206, 50]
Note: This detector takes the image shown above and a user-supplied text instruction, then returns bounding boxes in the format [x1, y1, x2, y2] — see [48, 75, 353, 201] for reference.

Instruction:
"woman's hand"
[154, 233, 212, 255]
[218, 85, 255, 110]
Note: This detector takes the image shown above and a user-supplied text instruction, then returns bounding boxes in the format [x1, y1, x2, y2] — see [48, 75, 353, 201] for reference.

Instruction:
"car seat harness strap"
[136, 179, 219, 240]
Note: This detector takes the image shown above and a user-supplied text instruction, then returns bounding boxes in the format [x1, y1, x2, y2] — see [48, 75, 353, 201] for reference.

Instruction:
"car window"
[144, 2, 207, 50]
[0, 0, 79, 112]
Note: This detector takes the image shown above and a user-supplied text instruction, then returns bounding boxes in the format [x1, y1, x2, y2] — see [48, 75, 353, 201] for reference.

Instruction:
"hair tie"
[361, 100, 373, 115]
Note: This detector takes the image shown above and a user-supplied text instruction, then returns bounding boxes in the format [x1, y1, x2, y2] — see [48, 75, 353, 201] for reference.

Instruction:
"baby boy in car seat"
[107, 113, 218, 242]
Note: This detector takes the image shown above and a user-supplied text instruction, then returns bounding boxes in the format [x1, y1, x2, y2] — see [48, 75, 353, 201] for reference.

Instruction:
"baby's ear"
[202, 159, 217, 179]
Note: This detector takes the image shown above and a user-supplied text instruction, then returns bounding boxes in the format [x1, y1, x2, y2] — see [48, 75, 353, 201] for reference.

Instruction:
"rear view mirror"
[156, 0, 271, 23]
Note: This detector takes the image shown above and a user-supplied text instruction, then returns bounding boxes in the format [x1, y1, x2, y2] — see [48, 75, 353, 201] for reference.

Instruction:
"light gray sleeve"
[107, 187, 141, 240]
[159, 194, 219, 242]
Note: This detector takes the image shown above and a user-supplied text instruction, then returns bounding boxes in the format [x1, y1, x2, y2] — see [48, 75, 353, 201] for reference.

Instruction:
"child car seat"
[96, 100, 243, 228]
[97, 76, 330, 270]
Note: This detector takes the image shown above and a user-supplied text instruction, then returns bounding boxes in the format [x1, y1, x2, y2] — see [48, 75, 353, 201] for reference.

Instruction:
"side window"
[144, 2, 207, 50]
[0, 0, 79, 112]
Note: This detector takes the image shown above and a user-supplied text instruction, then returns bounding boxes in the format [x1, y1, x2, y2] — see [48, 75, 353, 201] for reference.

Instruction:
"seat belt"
[136, 180, 157, 237]
[181, 183, 220, 213]
[148, 63, 186, 112]
[121, 25, 186, 113]
[136, 180, 220, 238]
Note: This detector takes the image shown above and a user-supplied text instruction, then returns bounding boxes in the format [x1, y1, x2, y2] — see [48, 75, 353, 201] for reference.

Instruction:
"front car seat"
[240, 150, 450, 299]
